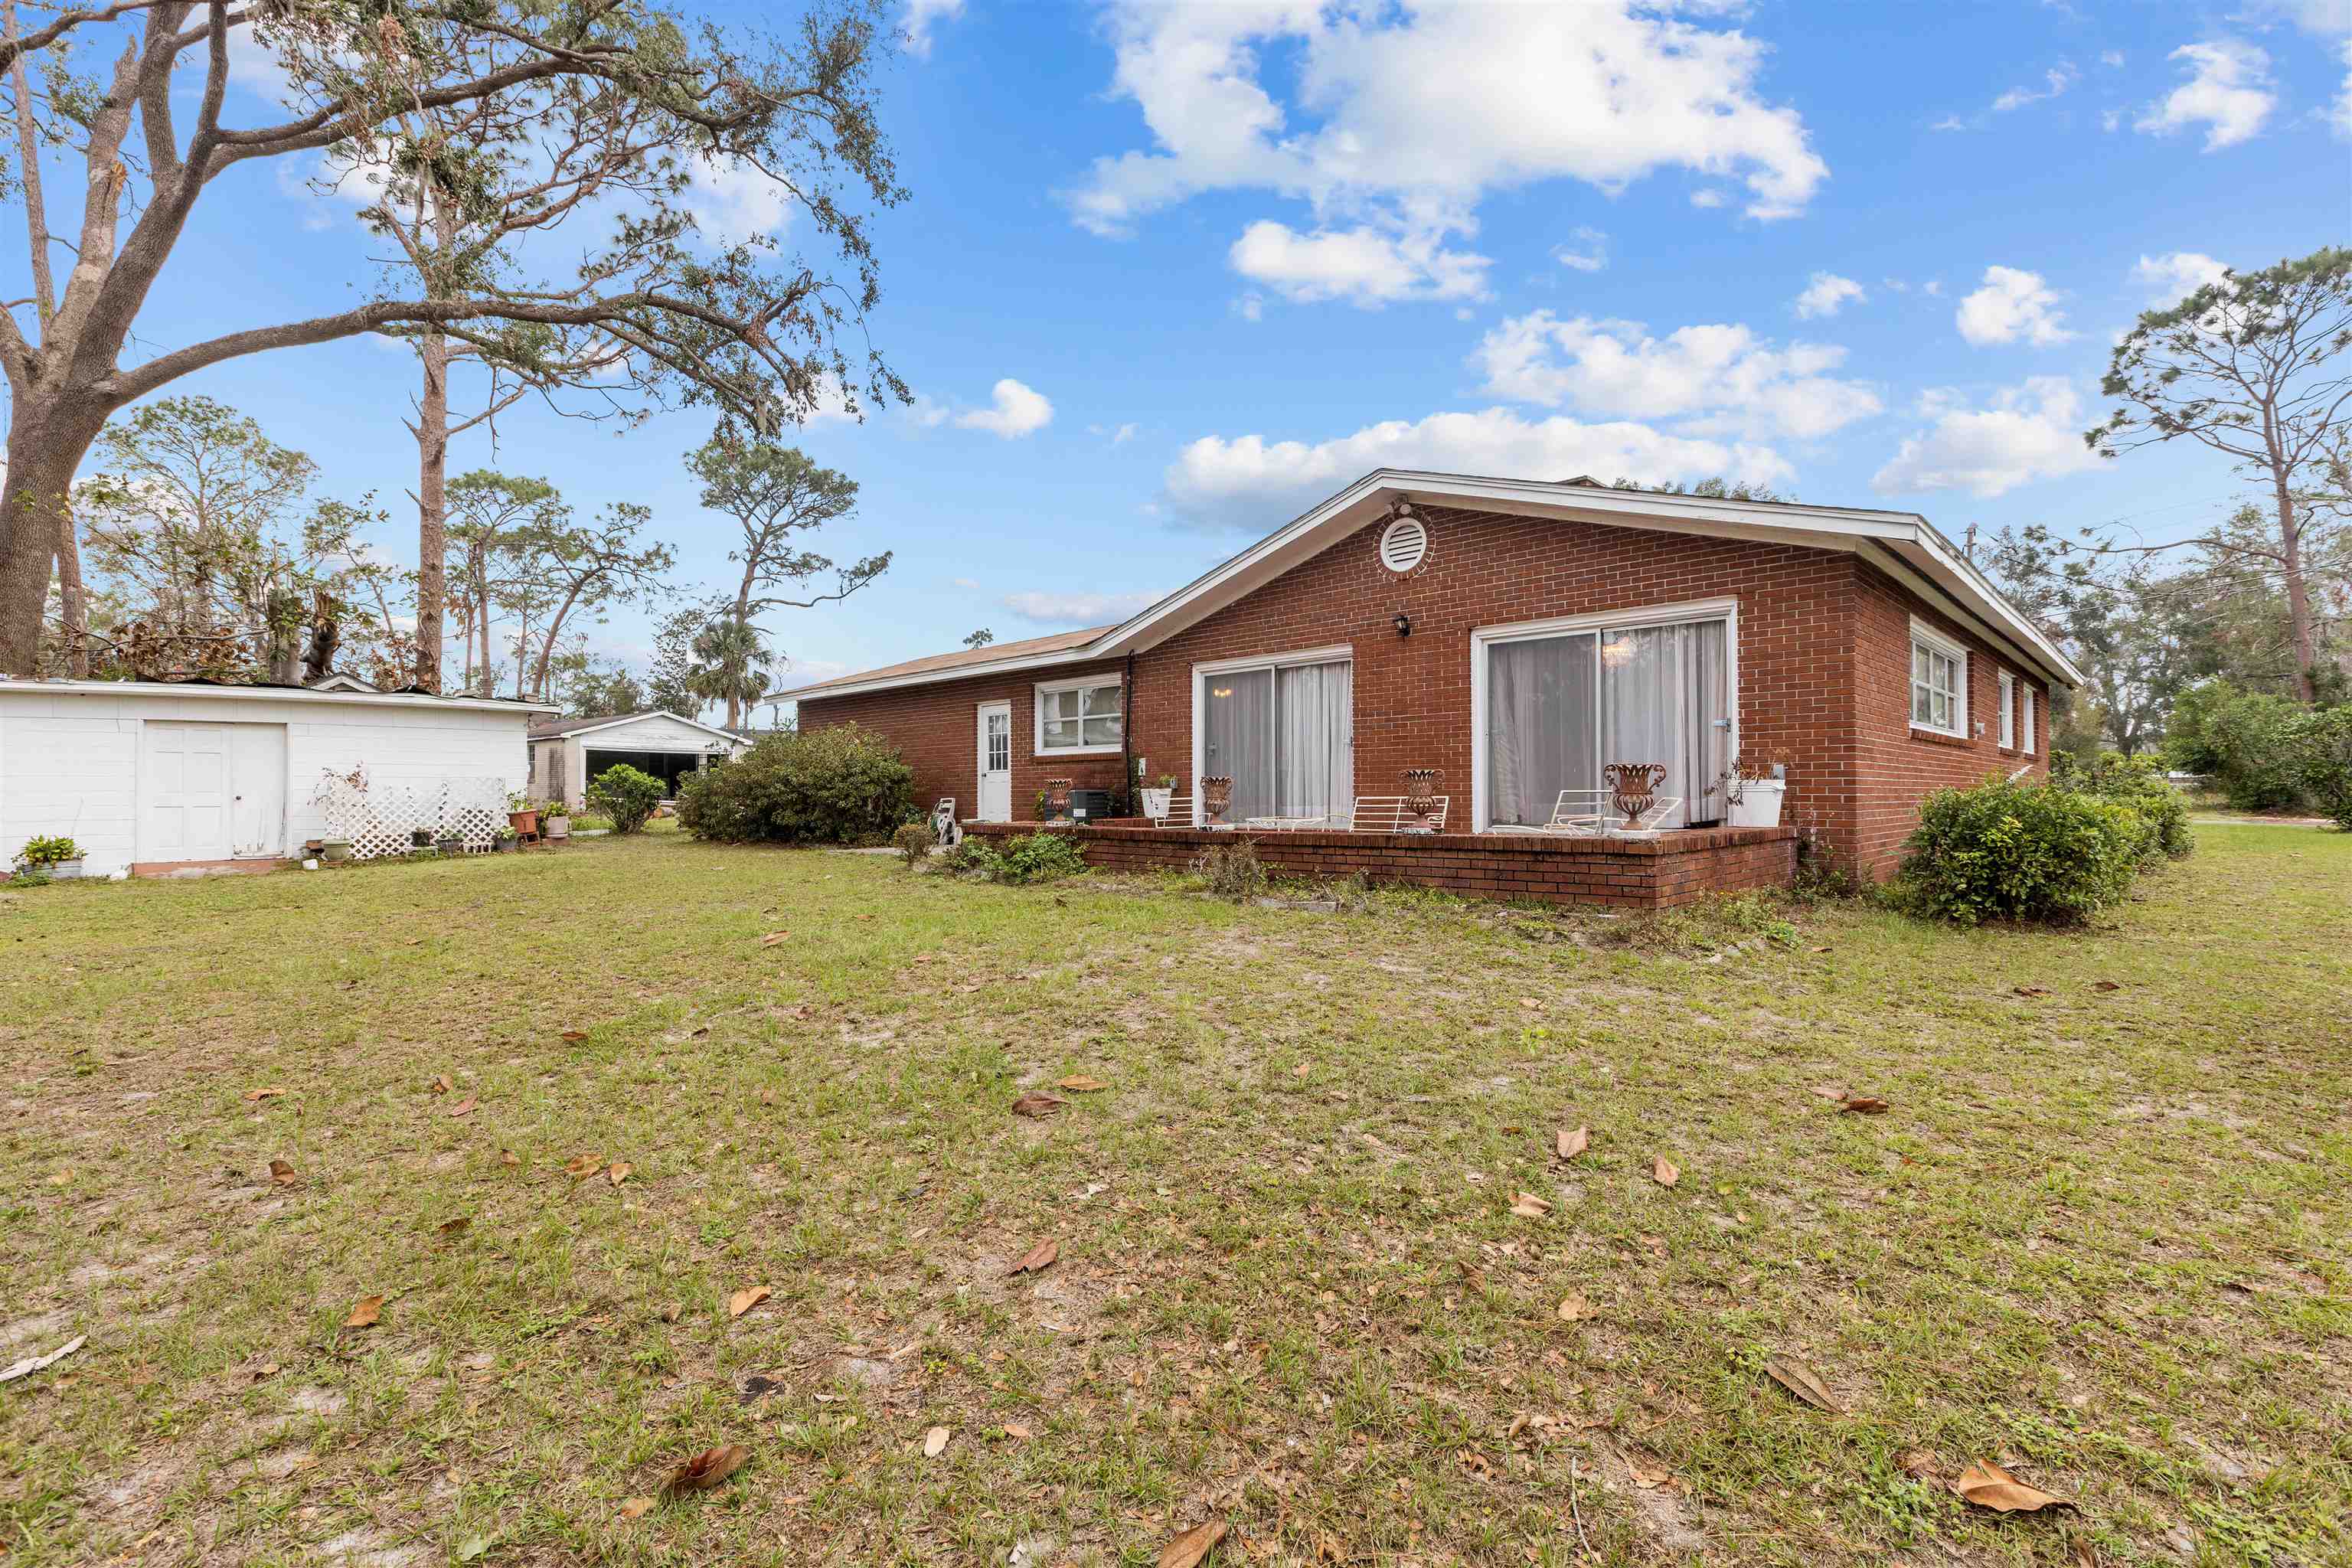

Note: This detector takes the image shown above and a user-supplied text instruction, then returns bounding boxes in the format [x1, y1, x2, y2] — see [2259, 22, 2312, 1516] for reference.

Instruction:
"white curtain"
[1276, 662, 1353, 822]
[1202, 668, 1273, 821]
[1597, 620, 1729, 827]
[1486, 633, 1598, 826]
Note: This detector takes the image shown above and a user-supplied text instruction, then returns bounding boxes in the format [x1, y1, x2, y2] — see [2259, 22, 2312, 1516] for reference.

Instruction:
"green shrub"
[585, 764, 667, 835]
[993, 831, 1088, 884]
[1893, 776, 2151, 926]
[2052, 751, 2193, 860]
[675, 725, 913, 845]
[891, 822, 935, 867]
[937, 838, 1002, 877]
[2300, 706, 2352, 829]
[16, 835, 80, 866]
[2199, 688, 2318, 811]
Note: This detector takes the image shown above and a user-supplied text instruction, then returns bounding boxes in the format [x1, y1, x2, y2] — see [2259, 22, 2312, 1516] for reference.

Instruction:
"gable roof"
[776, 470, 2084, 702]
[528, 710, 747, 745]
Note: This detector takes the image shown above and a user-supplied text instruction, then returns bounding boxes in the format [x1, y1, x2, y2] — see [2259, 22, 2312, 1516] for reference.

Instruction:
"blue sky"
[27, 0, 2352, 701]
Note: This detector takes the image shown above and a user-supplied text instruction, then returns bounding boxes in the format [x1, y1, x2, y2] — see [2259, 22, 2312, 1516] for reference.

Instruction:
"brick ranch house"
[784, 471, 2079, 906]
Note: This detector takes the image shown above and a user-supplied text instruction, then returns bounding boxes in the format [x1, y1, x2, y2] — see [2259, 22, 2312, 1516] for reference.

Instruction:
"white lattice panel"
[314, 771, 511, 859]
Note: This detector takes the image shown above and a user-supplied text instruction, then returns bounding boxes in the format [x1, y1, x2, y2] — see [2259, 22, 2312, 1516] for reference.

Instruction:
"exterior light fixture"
[1392, 612, 1412, 638]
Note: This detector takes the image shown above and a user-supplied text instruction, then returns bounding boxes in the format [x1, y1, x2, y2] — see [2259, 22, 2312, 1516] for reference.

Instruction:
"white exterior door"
[141, 722, 232, 862]
[975, 702, 1012, 823]
[229, 724, 287, 857]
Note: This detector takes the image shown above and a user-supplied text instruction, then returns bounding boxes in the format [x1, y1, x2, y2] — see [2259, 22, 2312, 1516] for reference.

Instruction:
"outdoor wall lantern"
[1392, 612, 1412, 638]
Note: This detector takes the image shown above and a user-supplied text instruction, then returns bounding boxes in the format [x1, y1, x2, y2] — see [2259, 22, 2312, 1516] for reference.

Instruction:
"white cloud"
[2099, 50, 2125, 67]
[1067, 0, 1827, 305]
[903, 0, 965, 57]
[948, 379, 1054, 439]
[1992, 62, 2079, 112]
[1922, 279, 1944, 297]
[1793, 271, 1865, 319]
[1688, 188, 1727, 208]
[1955, 266, 2073, 347]
[2136, 40, 2275, 150]
[1473, 312, 1880, 441]
[1087, 422, 1139, 444]
[1871, 377, 2099, 498]
[952, 577, 980, 590]
[1228, 220, 1490, 306]
[1552, 227, 1608, 273]
[1165, 407, 1795, 532]
[1001, 590, 1158, 624]
[2247, 0, 2352, 34]
[1929, 114, 1970, 132]
[2335, 38, 2352, 137]
[685, 158, 793, 244]
[2130, 250, 2230, 302]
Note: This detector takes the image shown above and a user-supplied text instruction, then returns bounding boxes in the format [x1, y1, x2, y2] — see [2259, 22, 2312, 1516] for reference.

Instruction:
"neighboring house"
[786, 470, 2079, 881]
[528, 710, 750, 808]
[0, 678, 554, 877]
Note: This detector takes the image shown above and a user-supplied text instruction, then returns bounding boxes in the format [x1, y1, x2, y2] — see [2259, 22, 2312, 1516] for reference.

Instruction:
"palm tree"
[687, 619, 776, 731]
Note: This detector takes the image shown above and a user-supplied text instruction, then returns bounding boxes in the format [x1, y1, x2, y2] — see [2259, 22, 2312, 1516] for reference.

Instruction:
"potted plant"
[15, 835, 83, 880]
[1720, 756, 1787, 828]
[542, 798, 571, 841]
[410, 827, 434, 851]
[320, 836, 353, 864]
[1140, 773, 1176, 822]
[434, 829, 464, 856]
[492, 826, 518, 853]
[506, 789, 540, 839]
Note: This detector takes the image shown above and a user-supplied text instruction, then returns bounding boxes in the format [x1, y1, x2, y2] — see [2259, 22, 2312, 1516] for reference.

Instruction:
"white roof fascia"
[0, 678, 559, 714]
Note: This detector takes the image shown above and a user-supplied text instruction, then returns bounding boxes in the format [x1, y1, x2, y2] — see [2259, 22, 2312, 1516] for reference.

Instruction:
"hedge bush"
[2302, 706, 2352, 829]
[675, 725, 913, 845]
[2167, 682, 2352, 822]
[1892, 776, 2153, 926]
[584, 764, 666, 835]
[2051, 751, 2193, 860]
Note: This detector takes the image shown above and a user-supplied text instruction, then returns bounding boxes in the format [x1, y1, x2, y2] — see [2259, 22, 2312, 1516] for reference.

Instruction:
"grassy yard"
[2, 826, 2346, 1567]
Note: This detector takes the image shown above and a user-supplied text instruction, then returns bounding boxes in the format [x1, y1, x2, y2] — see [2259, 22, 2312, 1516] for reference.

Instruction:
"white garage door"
[142, 722, 286, 864]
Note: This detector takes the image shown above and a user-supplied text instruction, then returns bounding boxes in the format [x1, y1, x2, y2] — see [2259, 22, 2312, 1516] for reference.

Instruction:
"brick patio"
[962, 819, 1799, 908]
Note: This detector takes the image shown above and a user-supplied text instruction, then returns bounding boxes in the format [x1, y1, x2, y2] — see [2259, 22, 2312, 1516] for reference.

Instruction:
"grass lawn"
[2, 826, 2346, 1567]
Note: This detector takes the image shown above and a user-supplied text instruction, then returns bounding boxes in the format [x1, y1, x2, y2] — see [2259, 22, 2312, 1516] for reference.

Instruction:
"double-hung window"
[1998, 672, 2016, 749]
[1035, 676, 1123, 755]
[1909, 619, 1968, 738]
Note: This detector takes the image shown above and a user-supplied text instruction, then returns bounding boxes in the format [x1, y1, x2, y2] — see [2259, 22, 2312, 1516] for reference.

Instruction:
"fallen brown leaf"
[1509, 1191, 1553, 1218]
[1292, 1062, 1311, 1079]
[1555, 1291, 1596, 1322]
[1158, 1519, 1230, 1568]
[923, 1425, 951, 1459]
[727, 1285, 771, 1318]
[2091, 979, 2121, 992]
[607, 1162, 632, 1187]
[446, 1096, 477, 1118]
[1838, 1096, 1890, 1115]
[1518, 998, 1540, 1011]
[428, 1074, 452, 1093]
[1651, 1155, 1680, 1187]
[1008, 1239, 1059, 1276]
[344, 1295, 383, 1329]
[1056, 1075, 1109, 1093]
[1952, 1460, 2073, 1513]
[436, 1215, 470, 1236]
[2013, 985, 2050, 998]
[1001, 1422, 1033, 1440]
[662, 1444, 750, 1497]
[1898, 1448, 1942, 1481]
[1809, 1083, 1848, 1101]
[1628, 1459, 1674, 1490]
[1762, 1354, 1843, 1413]
[268, 1159, 299, 1186]
[658, 1303, 682, 1324]
[759, 931, 789, 947]
[1555, 1125, 1589, 1161]
[243, 1087, 287, 1102]
[1010, 1092, 1066, 1118]
[618, 1498, 656, 1520]
[1456, 1259, 1488, 1292]
[498, 1149, 520, 1167]
[564, 1154, 602, 1180]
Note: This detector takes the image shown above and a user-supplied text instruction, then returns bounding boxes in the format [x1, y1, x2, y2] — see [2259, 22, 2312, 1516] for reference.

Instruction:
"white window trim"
[1909, 616, 1969, 740]
[1468, 596, 1740, 833]
[1998, 671, 2015, 750]
[1033, 673, 1125, 756]
[2021, 688, 2037, 755]
[1188, 643, 1356, 828]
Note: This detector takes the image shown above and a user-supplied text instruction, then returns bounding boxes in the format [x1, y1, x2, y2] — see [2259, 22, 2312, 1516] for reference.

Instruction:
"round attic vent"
[1378, 513, 1428, 575]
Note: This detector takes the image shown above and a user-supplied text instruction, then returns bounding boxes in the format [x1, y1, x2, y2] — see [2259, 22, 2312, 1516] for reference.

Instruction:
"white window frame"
[1468, 596, 1740, 834]
[1033, 674, 1125, 756]
[2021, 687, 2037, 755]
[1188, 643, 1354, 827]
[1998, 671, 2015, 750]
[1909, 617, 1969, 739]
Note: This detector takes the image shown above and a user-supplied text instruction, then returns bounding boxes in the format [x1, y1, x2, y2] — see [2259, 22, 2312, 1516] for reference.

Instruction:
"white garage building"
[527, 710, 750, 808]
[0, 678, 552, 878]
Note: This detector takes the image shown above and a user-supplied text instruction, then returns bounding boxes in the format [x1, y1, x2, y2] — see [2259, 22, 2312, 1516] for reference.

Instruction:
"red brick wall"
[799, 504, 2053, 880]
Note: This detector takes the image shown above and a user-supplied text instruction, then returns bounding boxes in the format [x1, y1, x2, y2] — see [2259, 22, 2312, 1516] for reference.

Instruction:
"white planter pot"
[1727, 779, 1785, 828]
[545, 816, 571, 840]
[1140, 788, 1173, 820]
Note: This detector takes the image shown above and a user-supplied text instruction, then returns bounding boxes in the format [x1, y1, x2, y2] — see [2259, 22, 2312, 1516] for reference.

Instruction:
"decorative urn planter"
[321, 838, 353, 864]
[1044, 777, 1073, 822]
[1602, 762, 1669, 831]
[1140, 786, 1174, 821]
[1200, 775, 1234, 828]
[1401, 767, 1444, 832]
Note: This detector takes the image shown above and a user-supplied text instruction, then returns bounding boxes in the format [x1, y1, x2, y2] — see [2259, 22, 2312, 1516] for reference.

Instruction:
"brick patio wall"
[800, 505, 2050, 881]
[961, 821, 1799, 910]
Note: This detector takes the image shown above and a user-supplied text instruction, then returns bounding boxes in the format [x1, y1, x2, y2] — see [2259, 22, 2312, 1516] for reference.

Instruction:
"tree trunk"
[413, 326, 449, 694]
[0, 401, 106, 676]
[54, 511, 88, 677]
[2273, 477, 2315, 703]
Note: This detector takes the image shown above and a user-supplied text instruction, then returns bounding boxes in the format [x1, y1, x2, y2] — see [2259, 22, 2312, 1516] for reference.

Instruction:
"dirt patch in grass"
[0, 827, 2346, 1565]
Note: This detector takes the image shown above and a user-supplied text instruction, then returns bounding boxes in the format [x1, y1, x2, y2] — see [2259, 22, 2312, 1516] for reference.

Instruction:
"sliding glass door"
[1200, 656, 1353, 824]
[1482, 608, 1731, 829]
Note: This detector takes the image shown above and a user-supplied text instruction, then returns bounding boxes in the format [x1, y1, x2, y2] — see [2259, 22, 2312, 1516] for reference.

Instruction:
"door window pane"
[1486, 632, 1597, 828]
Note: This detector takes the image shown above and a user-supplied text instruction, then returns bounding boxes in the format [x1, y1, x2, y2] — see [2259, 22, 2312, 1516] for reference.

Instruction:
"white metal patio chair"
[1347, 795, 1450, 832]
[1489, 789, 1684, 836]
